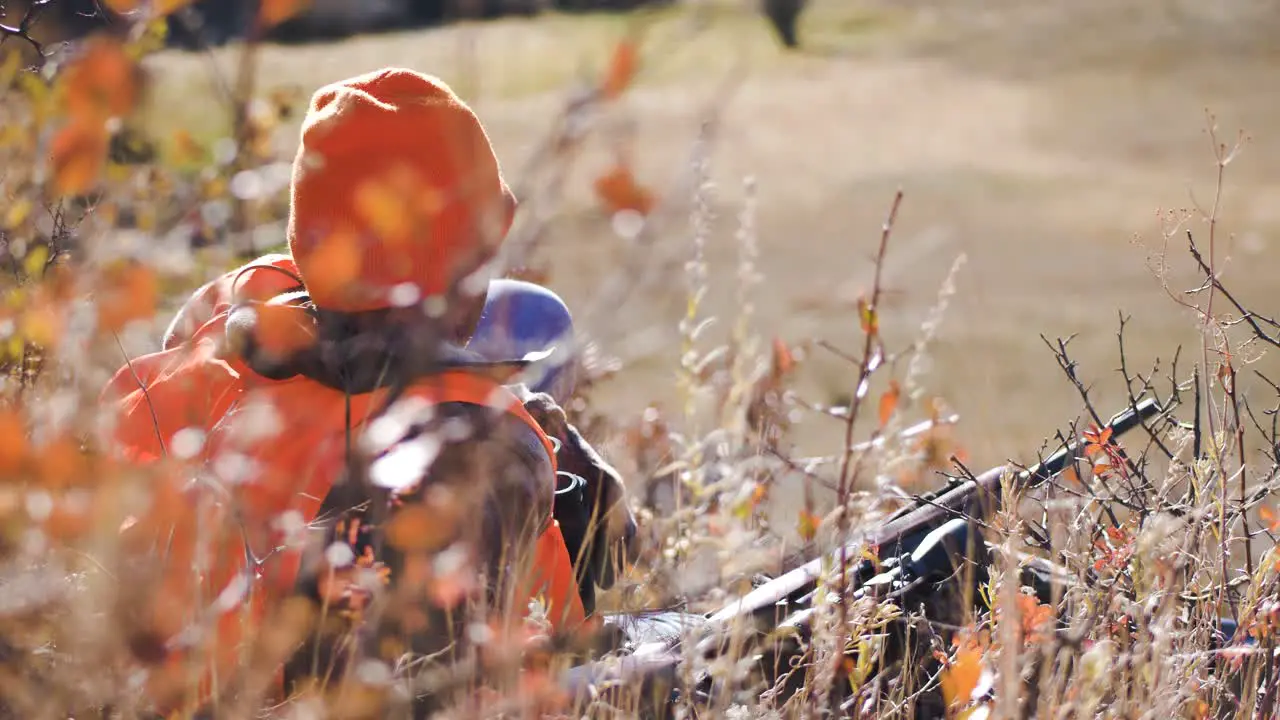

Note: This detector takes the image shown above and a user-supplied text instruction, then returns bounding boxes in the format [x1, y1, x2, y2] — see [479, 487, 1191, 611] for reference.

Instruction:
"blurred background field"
[29, 0, 1280, 505]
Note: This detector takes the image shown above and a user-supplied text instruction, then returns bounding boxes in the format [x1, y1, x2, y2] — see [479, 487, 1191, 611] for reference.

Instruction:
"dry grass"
[1, 0, 1278, 716]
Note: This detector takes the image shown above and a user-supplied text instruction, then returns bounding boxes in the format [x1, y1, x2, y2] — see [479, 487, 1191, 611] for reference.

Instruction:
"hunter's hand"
[517, 389, 638, 589]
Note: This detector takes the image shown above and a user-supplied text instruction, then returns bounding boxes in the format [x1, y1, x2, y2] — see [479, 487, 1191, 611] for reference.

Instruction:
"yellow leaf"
[21, 302, 62, 348]
[168, 129, 204, 166]
[4, 199, 32, 229]
[857, 295, 878, 335]
[105, 162, 131, 184]
[859, 544, 880, 566]
[18, 72, 52, 124]
[797, 510, 821, 542]
[129, 16, 172, 58]
[259, 0, 312, 28]
[22, 245, 49, 278]
[0, 123, 26, 148]
[4, 336, 22, 363]
[0, 47, 21, 89]
[202, 174, 228, 199]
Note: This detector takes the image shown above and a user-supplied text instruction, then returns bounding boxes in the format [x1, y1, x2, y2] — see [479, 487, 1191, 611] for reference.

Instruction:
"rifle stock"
[561, 397, 1165, 708]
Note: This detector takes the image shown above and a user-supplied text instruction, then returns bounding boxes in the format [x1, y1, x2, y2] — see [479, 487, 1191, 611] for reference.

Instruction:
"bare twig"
[0, 0, 50, 61]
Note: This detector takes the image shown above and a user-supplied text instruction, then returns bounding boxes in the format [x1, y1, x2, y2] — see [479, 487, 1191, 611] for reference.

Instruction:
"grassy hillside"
[139, 0, 1278, 474]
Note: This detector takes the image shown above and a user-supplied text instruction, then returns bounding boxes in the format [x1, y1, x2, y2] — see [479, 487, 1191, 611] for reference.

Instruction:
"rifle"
[561, 397, 1166, 715]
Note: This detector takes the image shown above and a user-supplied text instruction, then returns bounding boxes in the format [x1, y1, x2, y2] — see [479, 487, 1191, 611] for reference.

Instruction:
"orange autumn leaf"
[50, 121, 108, 196]
[797, 510, 821, 542]
[168, 129, 205, 165]
[20, 300, 63, 349]
[44, 496, 95, 541]
[1260, 505, 1280, 532]
[62, 36, 141, 122]
[940, 645, 983, 711]
[259, 0, 312, 28]
[102, 0, 141, 11]
[299, 228, 362, 301]
[1083, 424, 1114, 459]
[39, 259, 78, 303]
[771, 337, 796, 377]
[0, 409, 27, 476]
[878, 379, 901, 429]
[150, 0, 198, 17]
[601, 37, 639, 99]
[384, 503, 453, 553]
[34, 435, 87, 489]
[594, 163, 654, 216]
[96, 262, 158, 332]
[857, 295, 878, 335]
[354, 174, 416, 244]
[1016, 593, 1054, 644]
[1061, 464, 1084, 487]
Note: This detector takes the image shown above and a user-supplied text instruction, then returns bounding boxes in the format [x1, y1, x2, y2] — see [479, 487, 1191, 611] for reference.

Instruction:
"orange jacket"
[103, 256, 585, 711]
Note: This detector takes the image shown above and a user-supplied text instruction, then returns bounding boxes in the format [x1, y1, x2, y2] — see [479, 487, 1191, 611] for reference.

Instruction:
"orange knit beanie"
[286, 68, 516, 313]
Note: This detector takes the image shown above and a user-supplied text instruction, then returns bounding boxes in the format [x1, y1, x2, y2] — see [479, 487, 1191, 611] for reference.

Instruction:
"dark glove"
[517, 388, 638, 598]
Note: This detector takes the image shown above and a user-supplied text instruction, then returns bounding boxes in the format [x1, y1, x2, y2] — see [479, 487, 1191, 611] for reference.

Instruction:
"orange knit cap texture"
[286, 68, 516, 313]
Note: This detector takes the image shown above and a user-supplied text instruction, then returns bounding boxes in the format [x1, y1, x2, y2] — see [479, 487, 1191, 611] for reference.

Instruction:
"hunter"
[466, 278, 637, 615]
[101, 68, 621, 714]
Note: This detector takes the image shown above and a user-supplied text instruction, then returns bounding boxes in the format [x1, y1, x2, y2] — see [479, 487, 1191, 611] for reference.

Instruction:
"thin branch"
[1186, 231, 1280, 349]
[0, 0, 50, 61]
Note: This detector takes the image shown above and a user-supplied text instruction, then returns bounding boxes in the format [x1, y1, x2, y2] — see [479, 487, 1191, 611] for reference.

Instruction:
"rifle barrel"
[708, 397, 1162, 625]
[561, 398, 1166, 702]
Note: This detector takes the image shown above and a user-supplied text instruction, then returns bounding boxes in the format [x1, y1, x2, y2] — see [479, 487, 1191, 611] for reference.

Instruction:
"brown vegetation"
[0, 0, 1277, 717]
